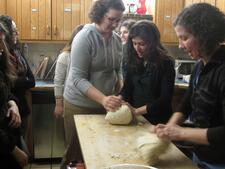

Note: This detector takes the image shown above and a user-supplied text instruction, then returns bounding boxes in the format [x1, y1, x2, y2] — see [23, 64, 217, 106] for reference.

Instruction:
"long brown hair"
[0, 22, 16, 86]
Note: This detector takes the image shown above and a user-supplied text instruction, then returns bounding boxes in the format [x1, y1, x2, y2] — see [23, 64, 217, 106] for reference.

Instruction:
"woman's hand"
[153, 124, 185, 141]
[12, 146, 28, 167]
[54, 98, 64, 118]
[7, 100, 21, 128]
[102, 95, 122, 112]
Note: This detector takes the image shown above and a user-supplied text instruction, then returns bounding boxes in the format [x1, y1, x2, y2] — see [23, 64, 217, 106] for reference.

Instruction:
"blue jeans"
[193, 153, 225, 169]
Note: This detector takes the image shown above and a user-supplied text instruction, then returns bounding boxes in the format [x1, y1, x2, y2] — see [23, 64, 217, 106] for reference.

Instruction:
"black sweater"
[177, 46, 225, 164]
[120, 58, 175, 125]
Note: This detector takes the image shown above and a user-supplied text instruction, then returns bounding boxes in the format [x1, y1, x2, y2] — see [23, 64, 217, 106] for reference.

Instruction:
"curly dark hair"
[127, 20, 170, 73]
[174, 3, 225, 56]
[89, 0, 125, 24]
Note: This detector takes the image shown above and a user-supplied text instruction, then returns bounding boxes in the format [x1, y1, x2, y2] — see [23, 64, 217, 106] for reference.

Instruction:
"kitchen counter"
[74, 114, 198, 169]
[32, 79, 189, 91]
[175, 79, 189, 89]
[31, 80, 54, 91]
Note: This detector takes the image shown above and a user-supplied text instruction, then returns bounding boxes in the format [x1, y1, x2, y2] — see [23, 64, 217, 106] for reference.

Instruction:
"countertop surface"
[74, 114, 198, 169]
[31, 80, 54, 91]
[33, 79, 189, 91]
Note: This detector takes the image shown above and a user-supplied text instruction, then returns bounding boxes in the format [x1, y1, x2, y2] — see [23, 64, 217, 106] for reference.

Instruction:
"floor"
[24, 161, 61, 169]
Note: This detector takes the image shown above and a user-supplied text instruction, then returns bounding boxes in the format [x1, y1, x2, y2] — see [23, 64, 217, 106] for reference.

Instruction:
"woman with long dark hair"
[0, 21, 28, 169]
[119, 20, 175, 125]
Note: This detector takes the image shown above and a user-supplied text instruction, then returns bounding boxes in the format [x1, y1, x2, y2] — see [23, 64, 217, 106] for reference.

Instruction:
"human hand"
[54, 99, 64, 118]
[12, 146, 28, 167]
[7, 101, 21, 128]
[122, 102, 136, 115]
[102, 95, 122, 112]
[154, 124, 184, 141]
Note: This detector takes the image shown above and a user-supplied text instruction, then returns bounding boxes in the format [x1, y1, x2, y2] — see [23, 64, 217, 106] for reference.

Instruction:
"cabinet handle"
[32, 8, 38, 12]
[46, 25, 51, 35]
[164, 15, 171, 19]
[32, 26, 37, 30]
[53, 25, 57, 36]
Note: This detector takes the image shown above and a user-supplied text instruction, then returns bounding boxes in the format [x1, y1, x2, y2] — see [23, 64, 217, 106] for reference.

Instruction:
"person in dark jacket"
[151, 3, 225, 169]
[119, 20, 175, 125]
[0, 21, 28, 169]
[0, 15, 35, 138]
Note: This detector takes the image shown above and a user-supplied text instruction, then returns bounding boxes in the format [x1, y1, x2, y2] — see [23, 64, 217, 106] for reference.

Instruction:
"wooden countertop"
[74, 114, 198, 169]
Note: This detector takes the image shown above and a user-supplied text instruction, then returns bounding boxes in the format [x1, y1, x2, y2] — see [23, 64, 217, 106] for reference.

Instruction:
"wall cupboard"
[0, 0, 6, 14]
[185, 0, 216, 6]
[1, 0, 92, 41]
[2, 0, 225, 43]
[155, 0, 184, 43]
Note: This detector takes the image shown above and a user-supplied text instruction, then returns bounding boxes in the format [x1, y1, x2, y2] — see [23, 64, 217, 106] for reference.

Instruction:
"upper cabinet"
[185, 0, 216, 7]
[4, 0, 93, 41]
[155, 0, 184, 43]
[216, 0, 225, 12]
[0, 0, 6, 15]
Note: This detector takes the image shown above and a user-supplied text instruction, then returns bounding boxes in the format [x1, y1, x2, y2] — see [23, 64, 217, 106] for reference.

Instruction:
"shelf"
[123, 13, 153, 21]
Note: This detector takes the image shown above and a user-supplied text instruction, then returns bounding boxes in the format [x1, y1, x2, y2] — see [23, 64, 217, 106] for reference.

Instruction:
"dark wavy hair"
[119, 19, 136, 31]
[127, 20, 169, 73]
[0, 15, 14, 50]
[89, 0, 125, 24]
[0, 22, 16, 86]
[174, 3, 225, 56]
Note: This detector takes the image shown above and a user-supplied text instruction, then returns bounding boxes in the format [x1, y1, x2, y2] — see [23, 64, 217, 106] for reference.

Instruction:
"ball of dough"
[137, 134, 170, 165]
[105, 105, 133, 125]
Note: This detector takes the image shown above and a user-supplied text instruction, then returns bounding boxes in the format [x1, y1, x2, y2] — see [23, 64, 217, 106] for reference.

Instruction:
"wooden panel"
[21, 0, 31, 39]
[72, 0, 81, 33]
[204, 0, 216, 5]
[52, 0, 64, 40]
[16, 0, 22, 39]
[31, 0, 39, 39]
[64, 0, 72, 40]
[155, 0, 184, 43]
[6, 0, 17, 20]
[84, 0, 92, 23]
[38, 0, 51, 40]
[216, 0, 225, 12]
[0, 0, 6, 15]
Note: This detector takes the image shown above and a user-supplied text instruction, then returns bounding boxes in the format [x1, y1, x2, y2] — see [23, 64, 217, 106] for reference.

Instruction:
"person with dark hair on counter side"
[119, 19, 136, 79]
[151, 3, 225, 169]
[119, 20, 175, 125]
[61, 0, 125, 168]
[0, 15, 35, 146]
[0, 21, 28, 169]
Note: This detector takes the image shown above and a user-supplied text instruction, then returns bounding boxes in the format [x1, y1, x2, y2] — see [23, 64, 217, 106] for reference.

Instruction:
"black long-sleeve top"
[120, 58, 175, 125]
[0, 72, 19, 155]
[11, 49, 35, 118]
[177, 46, 225, 164]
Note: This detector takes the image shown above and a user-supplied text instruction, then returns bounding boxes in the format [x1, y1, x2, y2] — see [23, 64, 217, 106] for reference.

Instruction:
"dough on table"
[137, 134, 170, 165]
[105, 105, 133, 125]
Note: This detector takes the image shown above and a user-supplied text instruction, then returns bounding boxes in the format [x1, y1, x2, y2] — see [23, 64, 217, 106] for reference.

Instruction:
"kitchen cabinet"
[216, 0, 225, 12]
[0, 0, 6, 14]
[155, 0, 184, 43]
[5, 0, 93, 41]
[185, 0, 216, 7]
